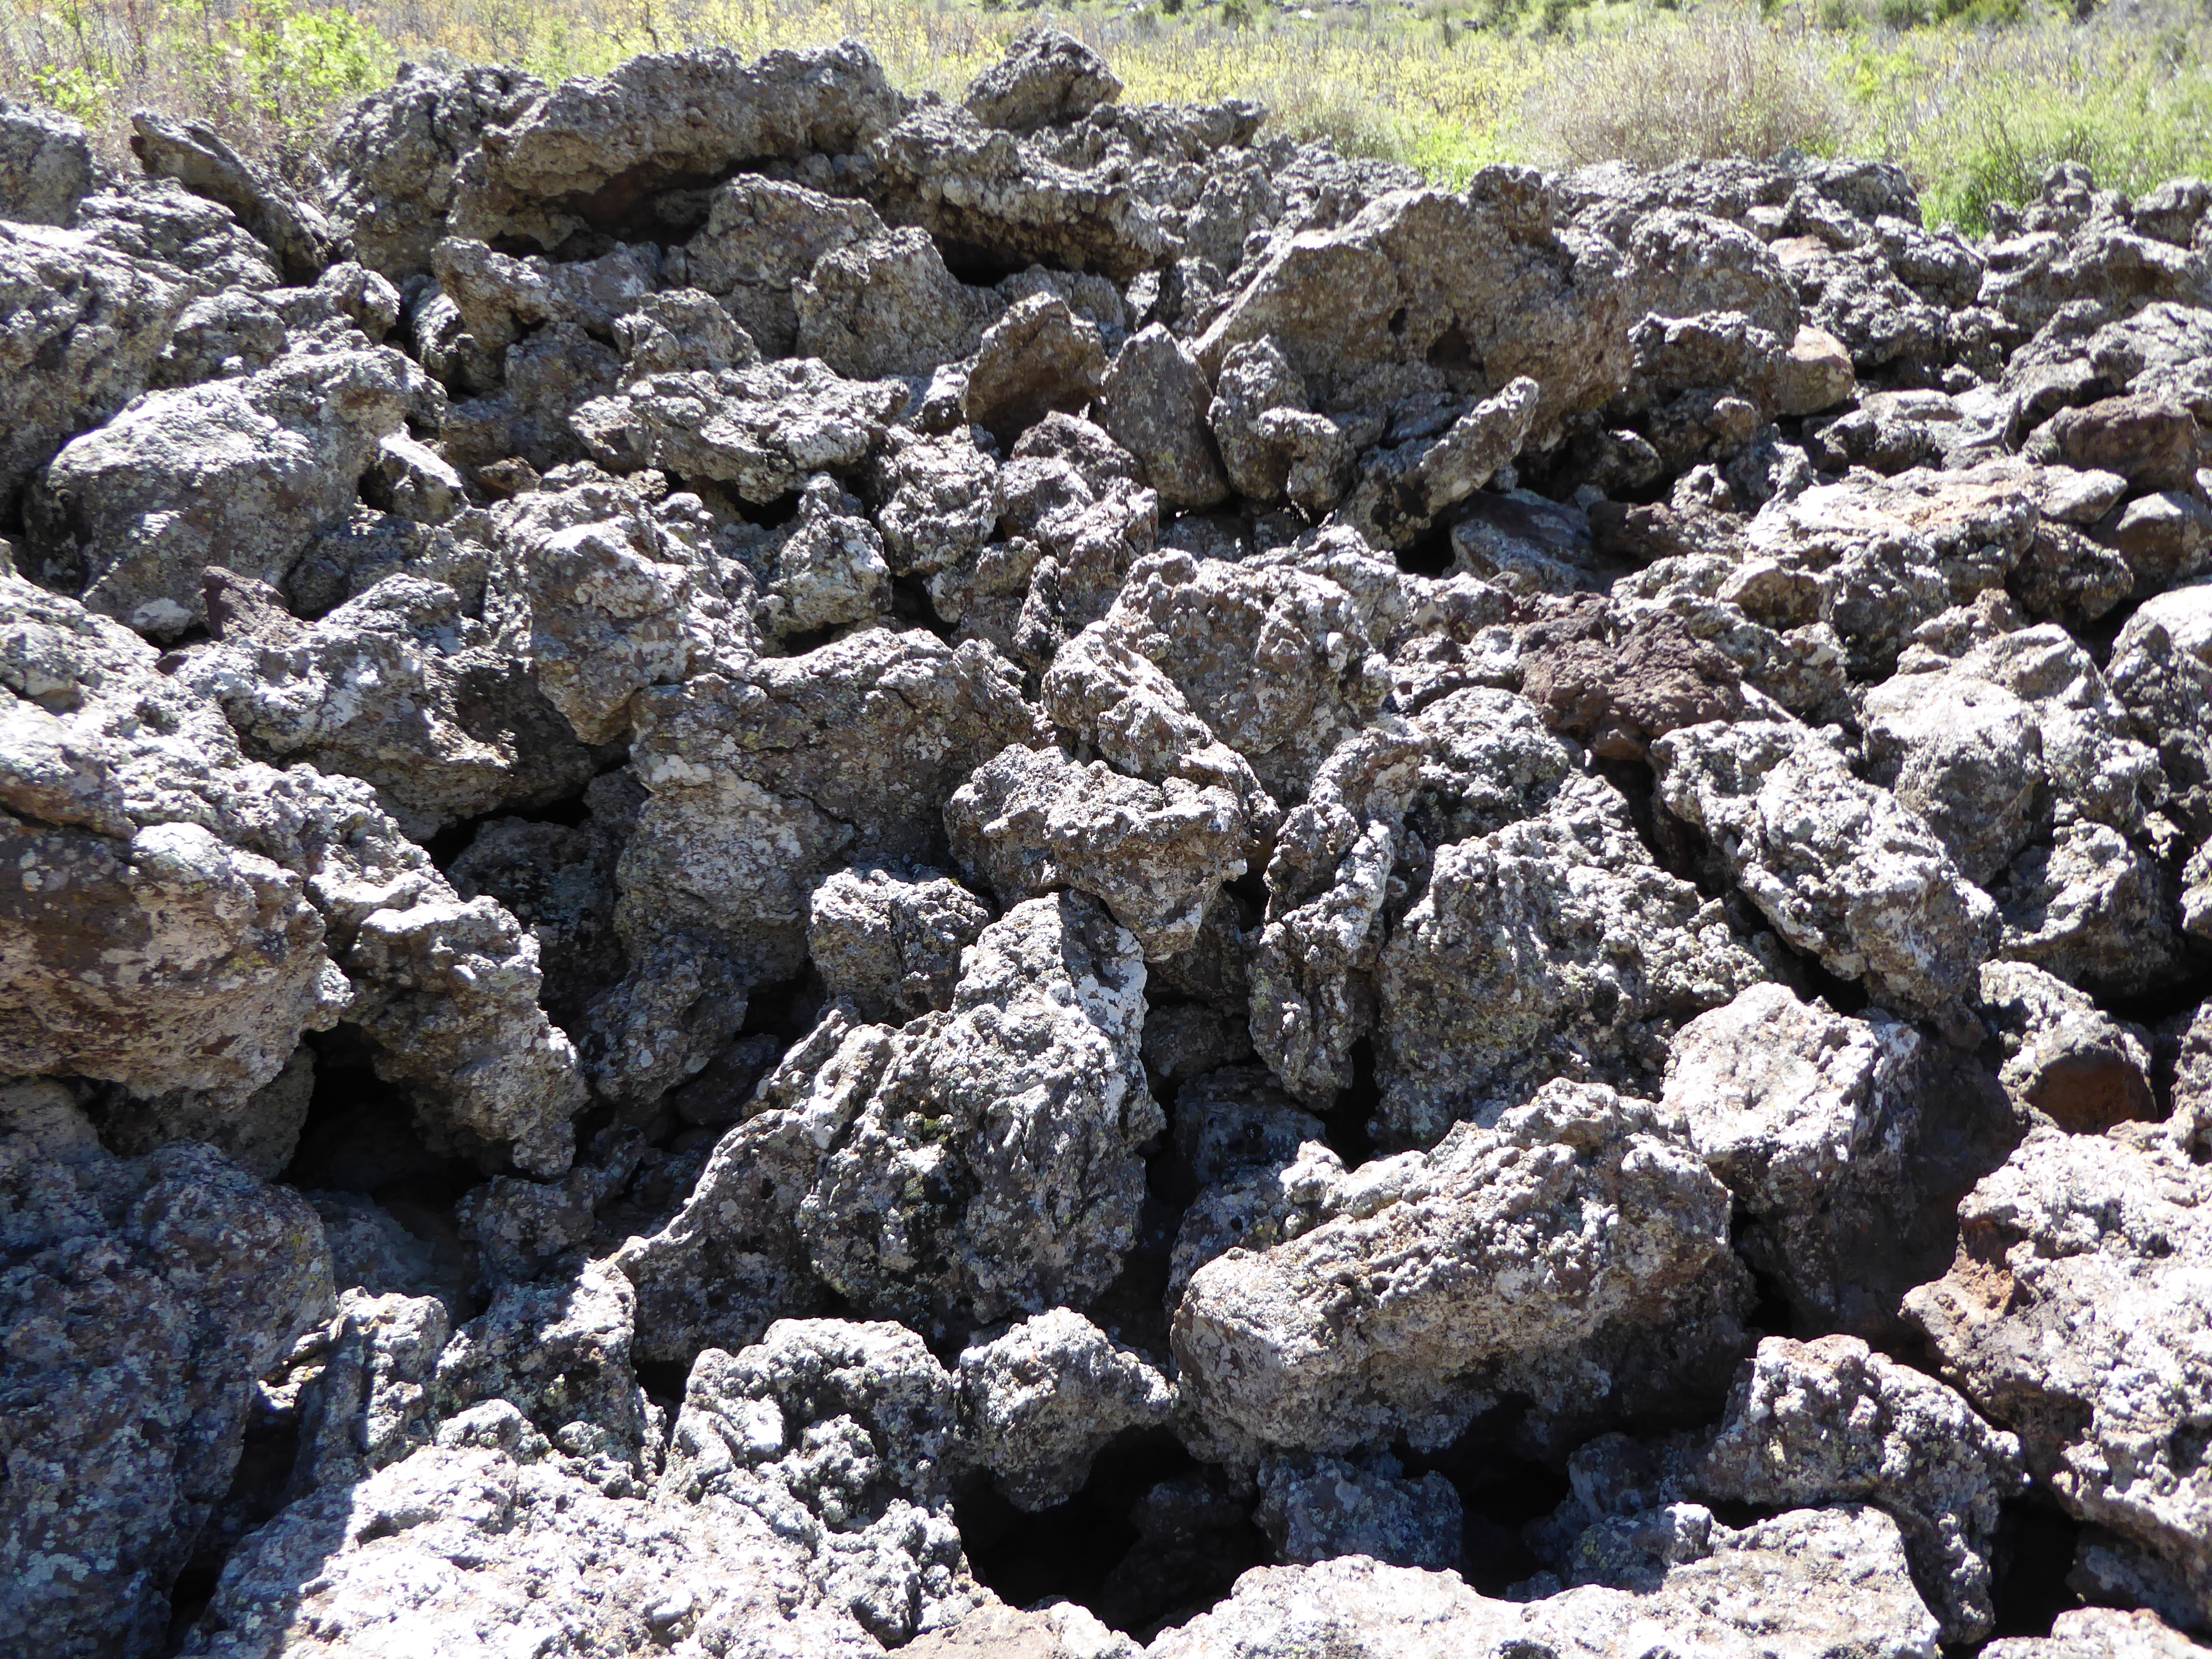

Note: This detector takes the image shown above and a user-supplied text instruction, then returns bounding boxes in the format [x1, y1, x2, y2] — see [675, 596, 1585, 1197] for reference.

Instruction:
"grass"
[3, 0, 2209, 233]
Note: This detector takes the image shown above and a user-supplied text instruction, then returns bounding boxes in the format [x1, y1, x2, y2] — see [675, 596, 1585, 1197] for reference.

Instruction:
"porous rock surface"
[5, 33, 2212, 1659]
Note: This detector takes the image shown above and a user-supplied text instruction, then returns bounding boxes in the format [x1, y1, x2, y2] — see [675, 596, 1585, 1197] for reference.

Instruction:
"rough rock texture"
[1653, 719, 1999, 1011]
[13, 41, 2212, 1659]
[1699, 1335, 2027, 1640]
[959, 1310, 1175, 1510]
[1152, 1509, 1942, 1659]
[1174, 1080, 1751, 1459]
[1906, 1123, 2212, 1631]
[1, 1091, 334, 1659]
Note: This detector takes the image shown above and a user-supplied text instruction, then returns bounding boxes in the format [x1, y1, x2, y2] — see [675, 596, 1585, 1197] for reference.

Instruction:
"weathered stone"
[1174, 1079, 1750, 1459]
[0, 1106, 333, 1659]
[958, 1310, 1174, 1510]
[808, 865, 992, 1026]
[964, 27, 1122, 134]
[1253, 1453, 1463, 1572]
[26, 342, 421, 634]
[1653, 719, 1999, 1012]
[1699, 1335, 2027, 1640]
[1908, 1123, 2212, 1631]
[945, 741, 1248, 961]
[617, 627, 1043, 983]
[448, 40, 905, 250]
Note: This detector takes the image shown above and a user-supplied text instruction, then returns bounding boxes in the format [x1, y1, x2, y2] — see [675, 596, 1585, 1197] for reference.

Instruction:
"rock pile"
[4, 25, 2212, 1658]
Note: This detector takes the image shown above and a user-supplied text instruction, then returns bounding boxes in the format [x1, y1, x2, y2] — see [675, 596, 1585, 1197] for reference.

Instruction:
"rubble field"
[5, 25, 2212, 1659]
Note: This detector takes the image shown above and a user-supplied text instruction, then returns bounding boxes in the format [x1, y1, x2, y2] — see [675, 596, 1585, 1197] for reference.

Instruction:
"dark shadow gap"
[956, 1430, 1267, 1640]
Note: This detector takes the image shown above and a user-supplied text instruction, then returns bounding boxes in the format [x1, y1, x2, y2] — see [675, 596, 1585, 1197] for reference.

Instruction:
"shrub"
[1524, 7, 1851, 166]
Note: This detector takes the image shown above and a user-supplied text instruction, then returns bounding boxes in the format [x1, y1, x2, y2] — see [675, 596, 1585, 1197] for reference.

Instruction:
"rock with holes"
[1698, 1335, 2027, 1641]
[0, 221, 192, 516]
[945, 741, 1249, 961]
[1253, 1453, 1463, 1572]
[963, 27, 1122, 134]
[181, 1403, 883, 1659]
[571, 356, 910, 503]
[1173, 1078, 1750, 1460]
[615, 627, 1043, 984]
[1653, 719, 1999, 1013]
[1906, 1123, 2212, 1632]
[482, 461, 747, 747]
[664, 1320, 979, 1644]
[620, 895, 1160, 1346]
[1376, 761, 1767, 1149]
[1193, 175, 1632, 445]
[808, 865, 992, 1026]
[958, 1310, 1175, 1510]
[1978, 961, 2154, 1133]
[175, 567, 596, 840]
[322, 60, 546, 281]
[794, 226, 1000, 380]
[0, 567, 588, 1175]
[25, 339, 423, 635]
[448, 40, 905, 251]
[868, 104, 1181, 286]
[0, 1093, 334, 1659]
[1152, 1507, 1939, 1659]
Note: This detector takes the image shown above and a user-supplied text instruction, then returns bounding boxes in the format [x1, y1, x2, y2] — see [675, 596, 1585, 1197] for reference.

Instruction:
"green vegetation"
[4, 0, 2208, 233]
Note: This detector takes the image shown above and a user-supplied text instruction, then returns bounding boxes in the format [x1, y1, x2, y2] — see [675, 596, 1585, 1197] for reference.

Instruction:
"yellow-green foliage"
[4, 0, 2209, 228]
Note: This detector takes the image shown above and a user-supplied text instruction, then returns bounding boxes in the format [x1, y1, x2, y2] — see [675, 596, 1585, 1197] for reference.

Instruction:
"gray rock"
[177, 567, 596, 839]
[1253, 1453, 1463, 1571]
[1377, 758, 1766, 1149]
[620, 894, 1161, 1346]
[448, 40, 905, 251]
[869, 104, 1181, 285]
[958, 1310, 1174, 1510]
[1194, 174, 1631, 445]
[1699, 1335, 2027, 1640]
[1152, 1507, 1940, 1659]
[1173, 1078, 1750, 1459]
[483, 462, 744, 745]
[1653, 718, 1999, 1012]
[665, 1319, 978, 1645]
[26, 340, 422, 635]
[946, 741, 1248, 961]
[1334, 377, 1539, 551]
[963, 293, 1108, 446]
[1207, 335, 1352, 517]
[0, 1109, 333, 1659]
[129, 109, 341, 283]
[664, 174, 884, 358]
[1986, 1608, 2207, 1659]
[182, 1421, 881, 1658]
[617, 626, 1043, 984]
[1098, 551, 1389, 804]
[0, 221, 191, 515]
[322, 59, 545, 281]
[1096, 323, 1228, 510]
[794, 225, 1000, 379]
[752, 472, 894, 642]
[0, 96, 93, 225]
[1979, 960, 2155, 1132]
[808, 865, 992, 1025]
[571, 356, 909, 503]
[2110, 579, 2212, 843]
[1908, 1123, 2212, 1631]
[964, 27, 1123, 134]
